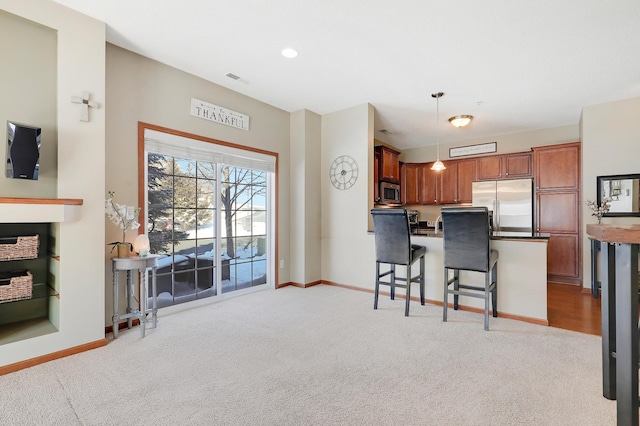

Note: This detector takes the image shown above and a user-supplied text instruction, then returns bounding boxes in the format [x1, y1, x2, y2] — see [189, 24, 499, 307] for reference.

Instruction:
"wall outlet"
[426, 220, 436, 227]
[279, 259, 284, 268]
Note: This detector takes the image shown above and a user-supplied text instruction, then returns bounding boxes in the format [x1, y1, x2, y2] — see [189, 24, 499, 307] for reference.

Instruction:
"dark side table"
[587, 224, 639, 426]
[112, 255, 159, 338]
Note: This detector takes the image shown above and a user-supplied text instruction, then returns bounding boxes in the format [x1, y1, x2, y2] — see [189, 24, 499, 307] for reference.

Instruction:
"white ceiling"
[52, 0, 640, 150]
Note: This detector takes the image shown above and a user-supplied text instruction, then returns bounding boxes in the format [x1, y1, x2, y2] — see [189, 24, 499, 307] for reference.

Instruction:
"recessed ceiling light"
[281, 48, 298, 58]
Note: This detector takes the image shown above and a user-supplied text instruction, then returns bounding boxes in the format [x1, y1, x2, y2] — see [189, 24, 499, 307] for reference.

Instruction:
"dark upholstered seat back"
[371, 208, 411, 266]
[442, 207, 491, 272]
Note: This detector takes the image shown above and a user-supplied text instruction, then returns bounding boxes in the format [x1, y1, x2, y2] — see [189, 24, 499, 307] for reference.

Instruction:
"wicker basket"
[0, 235, 39, 261]
[0, 270, 33, 302]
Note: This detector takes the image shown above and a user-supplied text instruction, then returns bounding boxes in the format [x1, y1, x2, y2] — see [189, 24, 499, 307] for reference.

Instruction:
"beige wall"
[290, 109, 322, 284]
[0, 9, 57, 197]
[320, 104, 376, 287]
[581, 96, 640, 288]
[105, 44, 291, 322]
[400, 123, 579, 163]
[0, 0, 106, 367]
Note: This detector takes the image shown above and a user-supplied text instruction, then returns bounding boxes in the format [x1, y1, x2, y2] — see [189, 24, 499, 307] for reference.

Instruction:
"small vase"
[116, 243, 130, 258]
[596, 216, 602, 225]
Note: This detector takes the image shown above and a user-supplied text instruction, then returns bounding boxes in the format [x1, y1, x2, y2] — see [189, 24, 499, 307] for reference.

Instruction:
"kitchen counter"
[409, 228, 550, 240]
[365, 226, 549, 323]
[408, 232, 548, 324]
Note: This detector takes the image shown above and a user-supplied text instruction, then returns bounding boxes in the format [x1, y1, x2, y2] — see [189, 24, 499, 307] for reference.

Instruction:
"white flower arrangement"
[586, 197, 612, 224]
[105, 191, 141, 247]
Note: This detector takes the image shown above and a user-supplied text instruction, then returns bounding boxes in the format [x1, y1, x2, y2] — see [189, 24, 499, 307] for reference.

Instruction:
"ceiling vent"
[226, 73, 240, 80]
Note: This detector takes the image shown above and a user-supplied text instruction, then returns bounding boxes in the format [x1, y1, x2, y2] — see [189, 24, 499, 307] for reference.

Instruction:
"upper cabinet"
[439, 162, 459, 204]
[477, 152, 532, 180]
[504, 152, 533, 179]
[456, 158, 478, 204]
[375, 145, 400, 184]
[396, 150, 531, 206]
[401, 163, 422, 205]
[374, 149, 380, 203]
[477, 155, 502, 180]
[533, 143, 580, 191]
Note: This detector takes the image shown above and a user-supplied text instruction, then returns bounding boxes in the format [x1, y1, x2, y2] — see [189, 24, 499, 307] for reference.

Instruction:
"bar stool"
[442, 206, 498, 330]
[371, 208, 427, 316]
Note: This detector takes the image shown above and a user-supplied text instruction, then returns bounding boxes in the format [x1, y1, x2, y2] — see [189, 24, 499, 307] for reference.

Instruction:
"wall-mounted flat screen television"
[6, 121, 40, 180]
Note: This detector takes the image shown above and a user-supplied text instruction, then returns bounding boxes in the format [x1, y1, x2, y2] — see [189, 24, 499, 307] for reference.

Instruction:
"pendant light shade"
[431, 159, 446, 171]
[430, 92, 446, 171]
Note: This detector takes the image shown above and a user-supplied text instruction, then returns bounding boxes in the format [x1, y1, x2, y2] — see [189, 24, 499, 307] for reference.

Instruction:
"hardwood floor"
[547, 281, 602, 336]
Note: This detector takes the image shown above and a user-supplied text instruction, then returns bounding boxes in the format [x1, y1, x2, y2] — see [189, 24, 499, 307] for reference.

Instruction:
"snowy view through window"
[147, 153, 268, 308]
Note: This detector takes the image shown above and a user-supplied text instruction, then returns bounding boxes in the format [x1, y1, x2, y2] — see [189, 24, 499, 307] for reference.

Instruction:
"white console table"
[112, 255, 159, 338]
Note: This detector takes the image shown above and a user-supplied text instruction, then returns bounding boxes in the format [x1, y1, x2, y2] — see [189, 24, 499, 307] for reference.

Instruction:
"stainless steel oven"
[379, 182, 400, 205]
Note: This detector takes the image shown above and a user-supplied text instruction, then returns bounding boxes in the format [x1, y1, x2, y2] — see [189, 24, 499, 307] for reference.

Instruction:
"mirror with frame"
[597, 173, 640, 217]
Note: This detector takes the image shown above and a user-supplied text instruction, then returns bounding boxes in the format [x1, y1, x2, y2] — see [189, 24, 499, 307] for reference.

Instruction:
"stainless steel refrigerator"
[472, 178, 533, 232]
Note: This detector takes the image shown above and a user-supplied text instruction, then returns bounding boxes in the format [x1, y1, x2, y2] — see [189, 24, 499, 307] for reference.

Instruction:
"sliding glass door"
[144, 131, 274, 308]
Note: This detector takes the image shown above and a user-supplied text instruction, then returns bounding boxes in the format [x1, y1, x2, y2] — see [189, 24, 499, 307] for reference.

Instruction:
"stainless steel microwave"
[379, 182, 401, 204]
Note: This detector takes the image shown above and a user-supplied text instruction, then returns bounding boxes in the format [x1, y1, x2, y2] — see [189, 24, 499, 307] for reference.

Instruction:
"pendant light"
[431, 92, 446, 171]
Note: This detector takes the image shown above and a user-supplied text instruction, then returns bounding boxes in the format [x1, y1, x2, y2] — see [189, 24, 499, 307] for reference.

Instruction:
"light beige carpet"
[0, 284, 615, 425]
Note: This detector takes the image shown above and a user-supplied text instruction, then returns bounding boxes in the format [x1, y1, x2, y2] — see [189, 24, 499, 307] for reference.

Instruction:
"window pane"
[196, 267, 215, 296]
[196, 162, 216, 180]
[174, 176, 197, 208]
[174, 238, 196, 258]
[252, 170, 266, 187]
[255, 236, 267, 257]
[197, 179, 215, 209]
[252, 211, 266, 236]
[174, 157, 197, 177]
[237, 168, 253, 185]
[251, 188, 266, 210]
[252, 260, 267, 286]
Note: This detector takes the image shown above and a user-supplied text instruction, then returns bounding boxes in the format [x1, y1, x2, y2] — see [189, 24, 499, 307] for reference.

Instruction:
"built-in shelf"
[0, 283, 58, 305]
[0, 317, 58, 346]
[0, 223, 58, 347]
[0, 197, 83, 223]
[0, 197, 83, 205]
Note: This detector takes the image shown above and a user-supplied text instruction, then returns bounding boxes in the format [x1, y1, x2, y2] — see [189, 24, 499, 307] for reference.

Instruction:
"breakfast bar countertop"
[409, 228, 550, 240]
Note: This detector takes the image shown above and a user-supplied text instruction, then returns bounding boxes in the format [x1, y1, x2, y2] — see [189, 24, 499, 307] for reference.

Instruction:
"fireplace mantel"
[0, 197, 83, 223]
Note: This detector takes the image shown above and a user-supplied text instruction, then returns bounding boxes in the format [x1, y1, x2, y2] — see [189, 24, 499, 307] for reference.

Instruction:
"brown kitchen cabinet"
[401, 163, 422, 205]
[477, 155, 503, 180]
[375, 145, 400, 183]
[477, 152, 532, 180]
[504, 152, 532, 178]
[374, 149, 380, 203]
[456, 158, 477, 203]
[534, 143, 580, 191]
[421, 163, 439, 205]
[408, 159, 476, 205]
[439, 162, 459, 204]
[533, 142, 581, 285]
